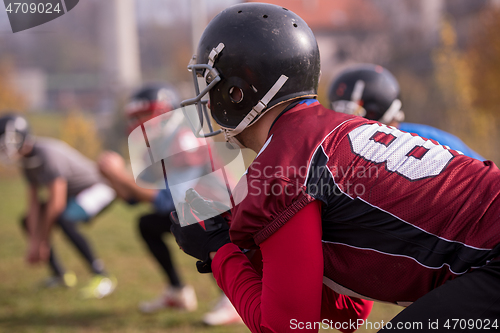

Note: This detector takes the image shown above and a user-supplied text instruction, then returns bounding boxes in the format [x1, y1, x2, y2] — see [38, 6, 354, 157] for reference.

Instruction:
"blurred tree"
[433, 18, 497, 162]
[0, 60, 26, 114]
[101, 97, 129, 156]
[138, 22, 192, 84]
[393, 68, 436, 125]
[0, 60, 26, 176]
[466, 8, 500, 117]
[60, 110, 102, 160]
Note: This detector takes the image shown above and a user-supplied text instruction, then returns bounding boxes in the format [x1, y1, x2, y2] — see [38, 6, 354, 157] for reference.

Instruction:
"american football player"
[98, 84, 242, 325]
[0, 113, 117, 298]
[171, 2, 500, 332]
[98, 84, 198, 312]
[328, 64, 484, 160]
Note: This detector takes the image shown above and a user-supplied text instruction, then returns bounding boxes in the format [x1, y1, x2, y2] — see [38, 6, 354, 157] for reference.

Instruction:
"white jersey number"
[348, 123, 455, 181]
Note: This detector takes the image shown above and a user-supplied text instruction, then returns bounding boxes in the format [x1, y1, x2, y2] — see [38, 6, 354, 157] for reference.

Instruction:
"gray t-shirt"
[22, 137, 101, 197]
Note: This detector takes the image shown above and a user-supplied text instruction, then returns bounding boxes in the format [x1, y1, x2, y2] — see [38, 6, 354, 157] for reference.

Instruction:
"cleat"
[139, 285, 197, 313]
[80, 274, 117, 299]
[39, 271, 77, 289]
[203, 294, 243, 326]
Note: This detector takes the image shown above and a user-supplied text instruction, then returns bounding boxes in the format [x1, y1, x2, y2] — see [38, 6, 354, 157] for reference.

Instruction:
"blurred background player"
[328, 64, 485, 160]
[0, 113, 117, 299]
[98, 84, 242, 325]
[99, 84, 197, 313]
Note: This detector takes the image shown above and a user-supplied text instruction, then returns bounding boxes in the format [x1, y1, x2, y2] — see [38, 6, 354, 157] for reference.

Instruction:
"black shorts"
[380, 259, 500, 332]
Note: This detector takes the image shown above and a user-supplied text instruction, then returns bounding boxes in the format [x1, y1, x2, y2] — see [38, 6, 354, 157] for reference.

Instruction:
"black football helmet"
[181, 3, 321, 145]
[0, 113, 31, 163]
[125, 83, 179, 133]
[328, 64, 404, 124]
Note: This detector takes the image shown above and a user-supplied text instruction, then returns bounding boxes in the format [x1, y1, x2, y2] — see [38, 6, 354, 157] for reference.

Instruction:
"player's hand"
[98, 151, 126, 177]
[170, 191, 231, 273]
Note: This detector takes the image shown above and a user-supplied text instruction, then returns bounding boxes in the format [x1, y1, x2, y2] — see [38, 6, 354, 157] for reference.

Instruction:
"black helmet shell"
[0, 113, 30, 156]
[196, 3, 321, 129]
[328, 64, 400, 121]
[126, 83, 180, 118]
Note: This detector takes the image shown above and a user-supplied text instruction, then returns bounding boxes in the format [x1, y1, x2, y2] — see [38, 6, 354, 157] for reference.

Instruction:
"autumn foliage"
[60, 110, 102, 160]
[0, 60, 26, 115]
[433, 17, 499, 163]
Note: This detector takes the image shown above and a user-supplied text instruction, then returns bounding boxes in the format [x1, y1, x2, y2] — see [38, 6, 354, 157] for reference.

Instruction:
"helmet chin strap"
[224, 130, 246, 148]
[379, 99, 403, 124]
[222, 74, 288, 146]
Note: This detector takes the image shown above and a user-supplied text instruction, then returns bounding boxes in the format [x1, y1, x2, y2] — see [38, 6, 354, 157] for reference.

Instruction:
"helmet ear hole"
[229, 86, 244, 103]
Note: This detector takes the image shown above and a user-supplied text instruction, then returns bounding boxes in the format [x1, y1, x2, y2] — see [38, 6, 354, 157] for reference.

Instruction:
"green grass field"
[0, 174, 402, 333]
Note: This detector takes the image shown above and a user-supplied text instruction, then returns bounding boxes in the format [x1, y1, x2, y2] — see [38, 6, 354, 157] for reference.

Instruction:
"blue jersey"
[398, 122, 484, 160]
[153, 189, 175, 214]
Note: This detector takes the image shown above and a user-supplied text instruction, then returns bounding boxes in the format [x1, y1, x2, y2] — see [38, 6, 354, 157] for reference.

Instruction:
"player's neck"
[237, 102, 292, 153]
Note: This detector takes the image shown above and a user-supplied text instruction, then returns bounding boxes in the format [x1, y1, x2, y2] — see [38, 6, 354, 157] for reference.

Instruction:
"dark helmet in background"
[328, 64, 404, 124]
[0, 113, 31, 163]
[125, 83, 179, 133]
[181, 2, 321, 145]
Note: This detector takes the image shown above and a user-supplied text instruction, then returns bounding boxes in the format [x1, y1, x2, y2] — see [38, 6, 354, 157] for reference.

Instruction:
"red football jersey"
[230, 99, 500, 305]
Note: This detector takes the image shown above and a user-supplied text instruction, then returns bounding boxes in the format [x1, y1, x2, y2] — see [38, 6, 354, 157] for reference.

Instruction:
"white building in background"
[12, 68, 47, 111]
[99, 0, 141, 96]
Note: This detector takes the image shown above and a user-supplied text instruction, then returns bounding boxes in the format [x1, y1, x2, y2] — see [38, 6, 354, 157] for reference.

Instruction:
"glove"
[170, 209, 231, 273]
[170, 189, 232, 273]
[183, 188, 231, 229]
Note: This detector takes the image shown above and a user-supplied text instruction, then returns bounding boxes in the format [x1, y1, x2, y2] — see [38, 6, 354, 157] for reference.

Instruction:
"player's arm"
[104, 165, 157, 203]
[172, 197, 372, 332]
[25, 184, 40, 239]
[26, 177, 67, 263]
[211, 200, 371, 332]
[98, 150, 156, 203]
[41, 177, 67, 239]
[320, 285, 373, 330]
[118, 178, 157, 203]
[211, 200, 323, 332]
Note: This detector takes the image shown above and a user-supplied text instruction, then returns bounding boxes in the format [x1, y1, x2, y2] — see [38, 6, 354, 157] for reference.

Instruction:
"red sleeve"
[212, 200, 373, 333]
[320, 285, 373, 331]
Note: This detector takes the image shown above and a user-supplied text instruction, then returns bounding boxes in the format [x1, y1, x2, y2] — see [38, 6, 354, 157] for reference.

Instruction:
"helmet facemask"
[180, 44, 224, 139]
